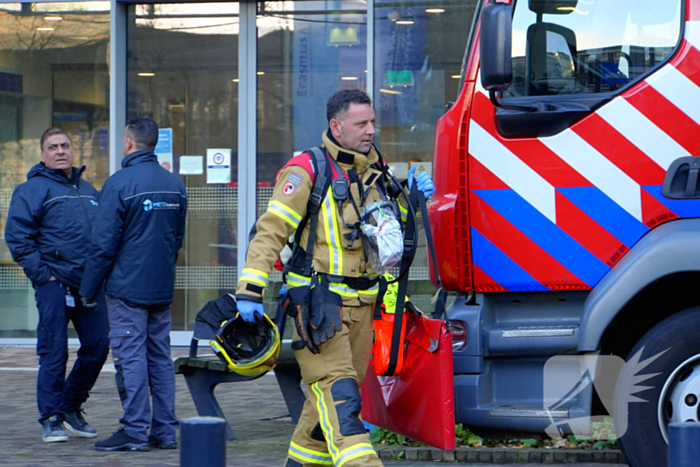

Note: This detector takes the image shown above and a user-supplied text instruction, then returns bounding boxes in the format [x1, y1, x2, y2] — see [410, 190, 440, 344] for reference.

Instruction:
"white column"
[366, 0, 374, 101]
[109, 0, 127, 175]
[237, 2, 258, 278]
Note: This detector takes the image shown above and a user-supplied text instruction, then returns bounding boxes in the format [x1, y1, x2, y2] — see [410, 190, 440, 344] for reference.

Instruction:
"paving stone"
[0, 346, 630, 467]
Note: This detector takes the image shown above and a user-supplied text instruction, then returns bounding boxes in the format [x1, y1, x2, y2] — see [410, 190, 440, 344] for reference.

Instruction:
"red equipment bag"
[361, 310, 456, 450]
[371, 301, 408, 376]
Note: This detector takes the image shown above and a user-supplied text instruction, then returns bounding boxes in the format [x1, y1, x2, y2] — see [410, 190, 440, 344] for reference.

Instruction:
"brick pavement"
[0, 347, 627, 467]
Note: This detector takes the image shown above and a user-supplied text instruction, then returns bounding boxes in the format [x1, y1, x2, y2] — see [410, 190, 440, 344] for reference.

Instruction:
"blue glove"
[279, 284, 287, 297]
[237, 299, 264, 323]
[408, 165, 435, 199]
[416, 171, 435, 199]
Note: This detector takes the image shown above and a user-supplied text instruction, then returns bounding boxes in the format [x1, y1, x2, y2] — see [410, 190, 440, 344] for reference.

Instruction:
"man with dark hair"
[6, 128, 109, 443]
[236, 89, 434, 467]
[81, 117, 187, 452]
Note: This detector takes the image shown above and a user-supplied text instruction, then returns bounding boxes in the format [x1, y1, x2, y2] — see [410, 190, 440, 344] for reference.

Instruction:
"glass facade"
[373, 0, 477, 273]
[0, 2, 110, 337]
[0, 0, 475, 338]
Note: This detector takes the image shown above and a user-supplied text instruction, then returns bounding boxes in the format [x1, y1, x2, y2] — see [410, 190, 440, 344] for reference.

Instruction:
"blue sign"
[155, 128, 172, 155]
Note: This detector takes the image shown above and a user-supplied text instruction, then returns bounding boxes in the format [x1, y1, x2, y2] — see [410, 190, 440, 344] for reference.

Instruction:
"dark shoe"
[94, 428, 149, 452]
[42, 415, 68, 443]
[148, 435, 178, 449]
[63, 409, 97, 438]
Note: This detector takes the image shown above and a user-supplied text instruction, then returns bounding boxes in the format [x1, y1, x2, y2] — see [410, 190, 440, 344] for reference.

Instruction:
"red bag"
[361, 311, 456, 451]
[371, 302, 409, 376]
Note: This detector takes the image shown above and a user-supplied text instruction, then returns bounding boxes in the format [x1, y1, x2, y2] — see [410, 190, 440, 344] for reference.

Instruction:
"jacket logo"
[143, 198, 180, 212]
[90, 200, 98, 206]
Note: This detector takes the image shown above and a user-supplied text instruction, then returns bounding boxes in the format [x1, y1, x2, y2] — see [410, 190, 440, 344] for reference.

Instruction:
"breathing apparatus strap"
[297, 147, 332, 277]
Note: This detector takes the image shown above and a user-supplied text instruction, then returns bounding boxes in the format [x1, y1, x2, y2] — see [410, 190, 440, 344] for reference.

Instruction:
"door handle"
[663, 156, 700, 199]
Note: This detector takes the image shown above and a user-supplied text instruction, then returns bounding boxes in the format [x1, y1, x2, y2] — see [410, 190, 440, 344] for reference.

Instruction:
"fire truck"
[429, 0, 700, 465]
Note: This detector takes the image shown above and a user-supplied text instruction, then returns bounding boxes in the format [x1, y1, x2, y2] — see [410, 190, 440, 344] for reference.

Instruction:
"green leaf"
[593, 441, 608, 450]
[467, 433, 484, 445]
[520, 438, 537, 447]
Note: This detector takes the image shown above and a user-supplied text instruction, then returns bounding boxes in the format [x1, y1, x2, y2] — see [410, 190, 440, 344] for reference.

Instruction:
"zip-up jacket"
[237, 131, 408, 306]
[80, 150, 187, 306]
[5, 163, 99, 289]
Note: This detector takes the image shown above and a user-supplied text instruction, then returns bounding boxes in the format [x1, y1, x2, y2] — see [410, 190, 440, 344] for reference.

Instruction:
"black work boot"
[94, 428, 149, 452]
[148, 434, 178, 449]
[63, 409, 97, 438]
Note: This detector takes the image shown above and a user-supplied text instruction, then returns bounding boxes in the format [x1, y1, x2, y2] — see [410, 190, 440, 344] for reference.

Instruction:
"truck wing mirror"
[480, 2, 513, 93]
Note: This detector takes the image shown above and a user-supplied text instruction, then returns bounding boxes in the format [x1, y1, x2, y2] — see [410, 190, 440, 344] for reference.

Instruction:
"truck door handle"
[686, 168, 699, 197]
[662, 156, 700, 199]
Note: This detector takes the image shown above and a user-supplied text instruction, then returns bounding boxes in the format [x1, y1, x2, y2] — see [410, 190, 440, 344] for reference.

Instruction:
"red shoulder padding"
[278, 153, 316, 183]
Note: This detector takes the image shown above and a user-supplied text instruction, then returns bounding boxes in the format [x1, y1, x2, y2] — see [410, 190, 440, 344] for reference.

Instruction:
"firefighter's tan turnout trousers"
[285, 303, 383, 467]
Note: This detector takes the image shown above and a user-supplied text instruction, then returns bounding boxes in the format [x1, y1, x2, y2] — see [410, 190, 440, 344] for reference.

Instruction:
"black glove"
[309, 277, 343, 347]
[283, 286, 319, 354]
[81, 297, 98, 309]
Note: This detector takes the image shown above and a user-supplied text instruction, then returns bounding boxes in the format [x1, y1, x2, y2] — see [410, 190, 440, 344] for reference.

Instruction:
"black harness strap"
[383, 182, 420, 376]
[300, 147, 332, 277]
[417, 185, 448, 320]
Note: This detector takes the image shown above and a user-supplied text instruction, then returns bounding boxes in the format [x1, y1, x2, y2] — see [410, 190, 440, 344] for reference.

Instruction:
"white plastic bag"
[361, 202, 404, 275]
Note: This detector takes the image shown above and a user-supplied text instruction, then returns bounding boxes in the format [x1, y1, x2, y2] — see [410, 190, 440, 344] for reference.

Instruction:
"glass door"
[127, 3, 240, 330]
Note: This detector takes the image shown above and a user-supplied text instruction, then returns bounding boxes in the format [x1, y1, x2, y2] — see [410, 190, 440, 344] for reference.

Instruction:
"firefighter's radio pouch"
[332, 177, 349, 201]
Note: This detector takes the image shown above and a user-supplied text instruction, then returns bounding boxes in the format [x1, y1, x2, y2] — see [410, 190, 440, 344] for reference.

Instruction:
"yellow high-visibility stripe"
[329, 282, 359, 298]
[288, 441, 333, 465]
[240, 268, 269, 286]
[399, 203, 408, 222]
[357, 284, 379, 296]
[287, 272, 311, 287]
[242, 268, 269, 279]
[269, 201, 302, 220]
[268, 207, 300, 229]
[311, 382, 339, 461]
[336, 443, 377, 467]
[322, 191, 343, 275]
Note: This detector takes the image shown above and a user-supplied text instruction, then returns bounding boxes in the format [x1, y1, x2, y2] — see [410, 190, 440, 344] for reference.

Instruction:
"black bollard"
[669, 422, 700, 467]
[181, 416, 227, 467]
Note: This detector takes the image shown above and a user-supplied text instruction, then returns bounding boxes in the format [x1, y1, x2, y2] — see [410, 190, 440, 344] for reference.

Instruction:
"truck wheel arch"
[580, 219, 700, 353]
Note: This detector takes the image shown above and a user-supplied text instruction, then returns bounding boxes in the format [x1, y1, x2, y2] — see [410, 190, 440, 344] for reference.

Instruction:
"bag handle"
[383, 182, 421, 376]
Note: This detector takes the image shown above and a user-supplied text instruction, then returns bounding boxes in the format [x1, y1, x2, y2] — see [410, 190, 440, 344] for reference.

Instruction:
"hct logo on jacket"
[143, 198, 180, 212]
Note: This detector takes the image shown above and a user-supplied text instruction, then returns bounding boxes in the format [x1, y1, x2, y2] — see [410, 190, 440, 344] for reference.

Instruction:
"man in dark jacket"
[5, 128, 110, 443]
[81, 117, 187, 452]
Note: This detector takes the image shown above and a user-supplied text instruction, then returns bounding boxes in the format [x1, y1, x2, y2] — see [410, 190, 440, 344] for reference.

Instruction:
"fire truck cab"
[430, 0, 700, 465]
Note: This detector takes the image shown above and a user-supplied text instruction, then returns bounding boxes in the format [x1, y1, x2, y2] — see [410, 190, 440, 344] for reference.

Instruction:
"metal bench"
[174, 308, 305, 441]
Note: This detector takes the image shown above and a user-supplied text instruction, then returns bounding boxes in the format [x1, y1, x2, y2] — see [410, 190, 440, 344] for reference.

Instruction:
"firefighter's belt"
[325, 274, 379, 291]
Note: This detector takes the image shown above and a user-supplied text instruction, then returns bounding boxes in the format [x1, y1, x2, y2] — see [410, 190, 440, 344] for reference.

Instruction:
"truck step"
[501, 325, 576, 338]
[489, 405, 569, 419]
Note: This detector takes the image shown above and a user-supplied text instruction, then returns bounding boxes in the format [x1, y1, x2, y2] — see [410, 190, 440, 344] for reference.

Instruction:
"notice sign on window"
[207, 148, 231, 184]
[179, 156, 203, 175]
[155, 128, 173, 172]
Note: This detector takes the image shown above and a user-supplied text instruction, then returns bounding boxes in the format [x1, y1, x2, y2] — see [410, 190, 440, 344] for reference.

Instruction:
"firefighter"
[235, 89, 434, 467]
